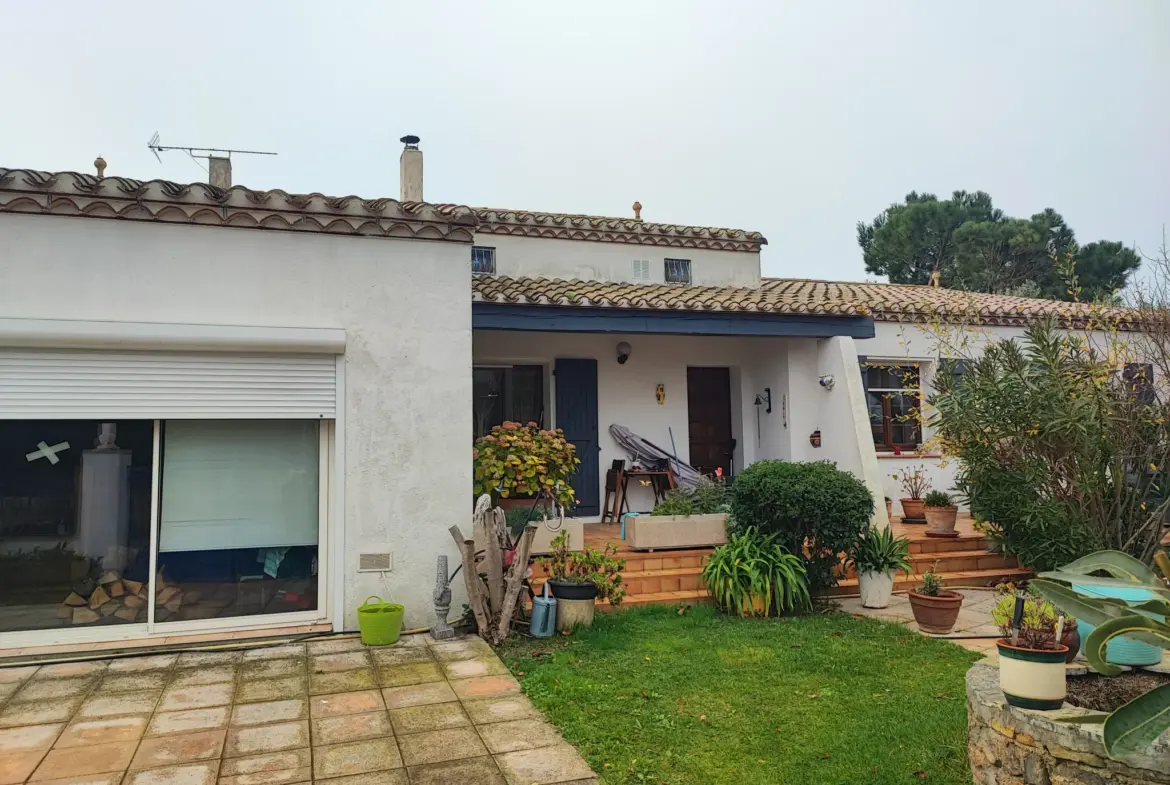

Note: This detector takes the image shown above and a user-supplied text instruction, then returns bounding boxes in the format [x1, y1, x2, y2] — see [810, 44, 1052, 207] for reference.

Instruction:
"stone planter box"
[473, 518, 583, 557]
[625, 513, 728, 551]
[966, 662, 1170, 784]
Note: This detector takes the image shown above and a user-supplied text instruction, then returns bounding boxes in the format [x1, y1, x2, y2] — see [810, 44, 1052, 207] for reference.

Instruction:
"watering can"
[530, 582, 557, 638]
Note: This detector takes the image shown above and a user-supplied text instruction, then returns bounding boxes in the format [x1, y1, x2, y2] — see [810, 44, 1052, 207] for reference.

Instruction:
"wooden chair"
[601, 459, 626, 523]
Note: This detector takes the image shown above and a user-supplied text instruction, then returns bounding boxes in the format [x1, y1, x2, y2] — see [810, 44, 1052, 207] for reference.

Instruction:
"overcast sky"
[2, 1, 1167, 281]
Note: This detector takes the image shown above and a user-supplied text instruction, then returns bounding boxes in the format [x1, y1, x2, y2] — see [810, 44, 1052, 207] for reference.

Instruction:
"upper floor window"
[1123, 363, 1155, 403]
[631, 259, 651, 282]
[664, 258, 692, 285]
[471, 246, 496, 276]
[861, 363, 921, 450]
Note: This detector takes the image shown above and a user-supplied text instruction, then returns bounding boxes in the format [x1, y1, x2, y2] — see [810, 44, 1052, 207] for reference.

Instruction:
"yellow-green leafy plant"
[539, 531, 625, 605]
[1032, 550, 1170, 760]
[472, 422, 579, 507]
[990, 592, 1060, 650]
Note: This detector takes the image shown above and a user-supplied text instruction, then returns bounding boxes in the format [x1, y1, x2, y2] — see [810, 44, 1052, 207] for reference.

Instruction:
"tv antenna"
[147, 132, 276, 172]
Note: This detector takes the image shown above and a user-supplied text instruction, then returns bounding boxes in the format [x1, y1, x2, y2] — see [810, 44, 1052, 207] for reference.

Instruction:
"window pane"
[866, 391, 886, 446]
[509, 366, 544, 426]
[473, 368, 506, 438]
[867, 365, 919, 390]
[156, 420, 319, 622]
[0, 420, 154, 632]
[888, 393, 921, 446]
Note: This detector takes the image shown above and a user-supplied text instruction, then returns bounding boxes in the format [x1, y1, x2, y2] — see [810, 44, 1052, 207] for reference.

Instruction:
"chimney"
[208, 156, 232, 189]
[399, 135, 423, 202]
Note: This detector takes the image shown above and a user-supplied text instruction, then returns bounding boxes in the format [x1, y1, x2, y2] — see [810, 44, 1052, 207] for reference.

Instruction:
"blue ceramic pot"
[1072, 583, 1164, 667]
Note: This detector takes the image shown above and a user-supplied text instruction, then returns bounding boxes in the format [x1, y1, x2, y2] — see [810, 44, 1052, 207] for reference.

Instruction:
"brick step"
[603, 589, 710, 610]
[840, 550, 1020, 580]
[825, 566, 1032, 597]
[908, 535, 988, 554]
[534, 566, 706, 598]
[531, 549, 712, 578]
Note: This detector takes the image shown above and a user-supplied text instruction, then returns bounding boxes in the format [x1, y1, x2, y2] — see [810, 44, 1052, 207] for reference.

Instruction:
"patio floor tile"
[494, 742, 597, 785]
[428, 641, 493, 662]
[0, 723, 63, 752]
[370, 648, 433, 666]
[11, 677, 94, 703]
[107, 655, 179, 673]
[218, 764, 310, 785]
[0, 683, 18, 702]
[223, 721, 309, 758]
[235, 677, 306, 704]
[130, 728, 226, 769]
[27, 772, 124, 785]
[241, 645, 306, 662]
[218, 750, 310, 778]
[448, 676, 521, 701]
[387, 703, 470, 735]
[174, 652, 239, 669]
[406, 756, 505, 785]
[309, 690, 385, 718]
[124, 761, 218, 785]
[440, 657, 509, 680]
[57, 714, 149, 747]
[0, 698, 85, 728]
[147, 707, 229, 737]
[477, 720, 564, 754]
[461, 697, 542, 726]
[376, 662, 443, 688]
[78, 690, 160, 718]
[0, 751, 47, 785]
[310, 711, 393, 745]
[306, 637, 367, 655]
[167, 666, 235, 688]
[395, 728, 486, 767]
[0, 666, 39, 683]
[310, 670, 378, 695]
[30, 740, 136, 780]
[230, 699, 308, 727]
[157, 683, 233, 712]
[309, 772, 407, 785]
[380, 682, 457, 710]
[309, 652, 370, 673]
[312, 738, 403, 779]
[240, 660, 303, 682]
[96, 672, 169, 694]
[34, 663, 106, 680]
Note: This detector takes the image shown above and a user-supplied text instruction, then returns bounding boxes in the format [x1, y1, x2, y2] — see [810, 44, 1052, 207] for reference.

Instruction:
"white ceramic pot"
[858, 570, 895, 609]
[996, 640, 1069, 710]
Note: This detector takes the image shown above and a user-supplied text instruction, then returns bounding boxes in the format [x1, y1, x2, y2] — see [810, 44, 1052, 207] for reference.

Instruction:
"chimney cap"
[94, 155, 107, 178]
[400, 135, 420, 149]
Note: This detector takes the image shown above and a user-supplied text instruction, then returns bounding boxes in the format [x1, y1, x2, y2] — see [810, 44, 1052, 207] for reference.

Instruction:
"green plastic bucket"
[357, 595, 405, 646]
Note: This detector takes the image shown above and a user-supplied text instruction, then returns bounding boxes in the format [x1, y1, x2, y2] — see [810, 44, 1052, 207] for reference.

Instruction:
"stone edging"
[966, 663, 1170, 783]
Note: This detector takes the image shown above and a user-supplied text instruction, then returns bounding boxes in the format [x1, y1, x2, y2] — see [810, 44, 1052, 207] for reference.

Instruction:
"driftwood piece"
[481, 503, 505, 613]
[72, 607, 100, 624]
[494, 524, 537, 644]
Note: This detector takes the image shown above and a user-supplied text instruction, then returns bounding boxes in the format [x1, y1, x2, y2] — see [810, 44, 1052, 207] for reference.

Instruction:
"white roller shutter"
[0, 349, 337, 419]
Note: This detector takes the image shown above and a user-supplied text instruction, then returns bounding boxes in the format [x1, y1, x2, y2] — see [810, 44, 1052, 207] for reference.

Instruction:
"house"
[0, 140, 1121, 649]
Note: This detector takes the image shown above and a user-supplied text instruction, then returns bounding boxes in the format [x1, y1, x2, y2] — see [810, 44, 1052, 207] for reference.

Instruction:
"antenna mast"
[147, 132, 276, 183]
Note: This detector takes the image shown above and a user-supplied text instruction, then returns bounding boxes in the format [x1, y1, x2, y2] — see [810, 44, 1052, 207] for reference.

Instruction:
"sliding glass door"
[0, 418, 326, 644]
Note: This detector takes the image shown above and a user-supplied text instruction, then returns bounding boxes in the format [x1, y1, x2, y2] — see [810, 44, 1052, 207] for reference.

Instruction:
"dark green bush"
[730, 460, 873, 592]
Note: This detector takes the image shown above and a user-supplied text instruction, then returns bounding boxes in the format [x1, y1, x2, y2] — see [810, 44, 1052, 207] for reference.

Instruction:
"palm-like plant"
[1031, 549, 1170, 760]
[701, 527, 811, 617]
[848, 526, 912, 575]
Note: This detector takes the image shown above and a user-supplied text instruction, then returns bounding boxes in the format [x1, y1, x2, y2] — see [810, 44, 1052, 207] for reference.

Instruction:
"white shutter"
[0, 349, 337, 419]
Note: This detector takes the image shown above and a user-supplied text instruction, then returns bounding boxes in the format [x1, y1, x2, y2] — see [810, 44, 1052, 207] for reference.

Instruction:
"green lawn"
[500, 605, 980, 785]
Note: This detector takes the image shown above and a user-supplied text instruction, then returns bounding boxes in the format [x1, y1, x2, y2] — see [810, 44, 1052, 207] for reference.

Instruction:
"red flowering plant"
[472, 422, 579, 508]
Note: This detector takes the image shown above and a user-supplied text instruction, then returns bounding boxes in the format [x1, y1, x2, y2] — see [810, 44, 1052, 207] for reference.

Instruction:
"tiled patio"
[837, 588, 1003, 659]
[0, 634, 596, 785]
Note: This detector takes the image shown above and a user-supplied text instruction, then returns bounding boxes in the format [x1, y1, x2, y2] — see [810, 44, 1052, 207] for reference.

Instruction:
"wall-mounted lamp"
[616, 341, 632, 365]
[818, 374, 835, 391]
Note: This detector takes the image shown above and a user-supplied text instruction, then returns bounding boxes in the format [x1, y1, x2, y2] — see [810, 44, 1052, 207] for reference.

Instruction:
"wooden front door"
[687, 367, 734, 477]
[554, 358, 600, 516]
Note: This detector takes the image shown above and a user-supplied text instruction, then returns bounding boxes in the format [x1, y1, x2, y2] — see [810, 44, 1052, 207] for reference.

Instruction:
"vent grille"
[358, 552, 393, 572]
[631, 259, 650, 281]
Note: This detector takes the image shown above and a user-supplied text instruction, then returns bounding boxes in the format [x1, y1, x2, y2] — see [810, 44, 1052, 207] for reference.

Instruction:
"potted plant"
[538, 531, 625, 631]
[701, 527, 811, 617]
[990, 592, 1070, 709]
[848, 526, 911, 609]
[892, 465, 930, 522]
[922, 490, 959, 538]
[628, 478, 730, 550]
[907, 565, 963, 633]
[473, 422, 579, 510]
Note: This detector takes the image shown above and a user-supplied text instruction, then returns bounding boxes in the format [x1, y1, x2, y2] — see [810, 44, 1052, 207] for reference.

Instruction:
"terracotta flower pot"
[996, 639, 1069, 710]
[1060, 625, 1080, 664]
[908, 589, 963, 633]
[924, 506, 959, 537]
[900, 498, 925, 521]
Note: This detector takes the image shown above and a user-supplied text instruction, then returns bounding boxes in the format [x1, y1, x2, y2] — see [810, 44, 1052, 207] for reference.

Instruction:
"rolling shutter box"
[0, 349, 337, 419]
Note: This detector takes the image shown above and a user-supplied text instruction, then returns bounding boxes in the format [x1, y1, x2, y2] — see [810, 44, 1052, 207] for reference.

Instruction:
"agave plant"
[701, 527, 811, 617]
[1030, 549, 1170, 760]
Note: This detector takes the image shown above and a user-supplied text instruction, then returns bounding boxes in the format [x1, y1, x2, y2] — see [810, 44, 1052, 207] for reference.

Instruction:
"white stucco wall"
[474, 234, 762, 288]
[0, 213, 472, 629]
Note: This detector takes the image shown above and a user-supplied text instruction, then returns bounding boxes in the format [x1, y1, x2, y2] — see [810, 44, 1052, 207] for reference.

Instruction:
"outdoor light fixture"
[616, 342, 632, 364]
[818, 374, 835, 391]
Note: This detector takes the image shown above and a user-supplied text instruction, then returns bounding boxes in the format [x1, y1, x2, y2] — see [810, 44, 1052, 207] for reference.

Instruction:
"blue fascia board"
[472, 303, 875, 339]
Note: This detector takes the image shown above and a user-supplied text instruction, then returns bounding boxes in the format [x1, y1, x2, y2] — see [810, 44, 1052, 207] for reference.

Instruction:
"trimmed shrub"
[730, 460, 873, 592]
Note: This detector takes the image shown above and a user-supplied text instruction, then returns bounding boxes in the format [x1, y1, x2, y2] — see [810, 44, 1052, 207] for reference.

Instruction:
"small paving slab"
[310, 690, 385, 718]
[312, 738, 402, 779]
[309, 669, 378, 695]
[235, 677, 306, 704]
[407, 756, 506, 785]
[311, 711, 393, 745]
[376, 662, 443, 687]
[494, 742, 598, 785]
[387, 702, 470, 735]
[396, 727, 486, 767]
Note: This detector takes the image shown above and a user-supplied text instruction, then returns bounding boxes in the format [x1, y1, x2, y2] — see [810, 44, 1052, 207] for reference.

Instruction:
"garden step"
[603, 589, 710, 610]
[907, 536, 988, 554]
[534, 566, 707, 598]
[908, 550, 1019, 573]
[826, 566, 1032, 597]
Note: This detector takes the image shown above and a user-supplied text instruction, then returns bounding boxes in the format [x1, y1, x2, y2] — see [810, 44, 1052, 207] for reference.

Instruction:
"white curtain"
[159, 420, 319, 552]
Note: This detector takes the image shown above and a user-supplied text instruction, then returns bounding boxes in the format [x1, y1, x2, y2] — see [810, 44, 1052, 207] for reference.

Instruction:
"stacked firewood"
[58, 572, 198, 624]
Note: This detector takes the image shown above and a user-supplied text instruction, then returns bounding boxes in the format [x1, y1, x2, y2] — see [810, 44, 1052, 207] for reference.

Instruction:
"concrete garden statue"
[1031, 549, 1170, 760]
[848, 525, 911, 609]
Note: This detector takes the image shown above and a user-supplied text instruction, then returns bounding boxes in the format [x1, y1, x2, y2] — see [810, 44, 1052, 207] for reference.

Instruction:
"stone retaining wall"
[966, 663, 1170, 784]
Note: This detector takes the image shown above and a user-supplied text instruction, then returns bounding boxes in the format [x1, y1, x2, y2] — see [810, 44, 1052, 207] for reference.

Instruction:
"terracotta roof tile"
[0, 168, 478, 243]
[474, 275, 1136, 328]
